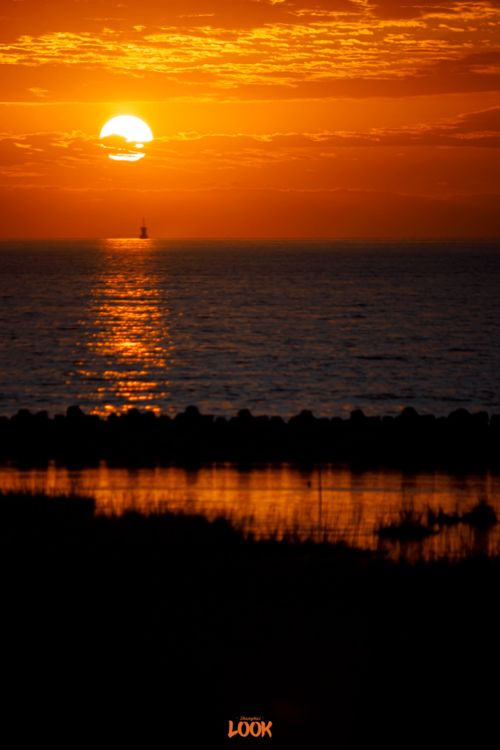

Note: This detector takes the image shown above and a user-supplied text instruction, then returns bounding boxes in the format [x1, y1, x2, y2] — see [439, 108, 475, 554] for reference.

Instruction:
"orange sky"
[1, 0, 500, 237]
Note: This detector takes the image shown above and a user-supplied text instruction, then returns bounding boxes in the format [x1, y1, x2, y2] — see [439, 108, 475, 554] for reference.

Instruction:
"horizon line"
[1, 235, 500, 242]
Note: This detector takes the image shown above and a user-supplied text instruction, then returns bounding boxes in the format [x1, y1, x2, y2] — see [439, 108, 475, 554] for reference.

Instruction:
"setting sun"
[2, 0, 500, 238]
[100, 115, 153, 162]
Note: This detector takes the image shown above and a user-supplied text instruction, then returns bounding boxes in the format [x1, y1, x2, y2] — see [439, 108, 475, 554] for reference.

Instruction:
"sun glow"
[100, 115, 153, 162]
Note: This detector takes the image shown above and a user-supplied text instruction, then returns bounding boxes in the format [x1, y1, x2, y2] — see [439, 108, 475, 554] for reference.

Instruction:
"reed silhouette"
[377, 498, 498, 542]
[376, 507, 437, 541]
[1, 490, 499, 749]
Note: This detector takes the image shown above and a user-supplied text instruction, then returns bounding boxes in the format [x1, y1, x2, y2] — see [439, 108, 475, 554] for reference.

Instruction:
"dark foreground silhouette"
[1, 404, 500, 468]
[1, 492, 499, 749]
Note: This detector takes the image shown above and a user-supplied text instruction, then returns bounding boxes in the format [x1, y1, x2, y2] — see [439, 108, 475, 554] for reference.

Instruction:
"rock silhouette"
[0, 405, 498, 468]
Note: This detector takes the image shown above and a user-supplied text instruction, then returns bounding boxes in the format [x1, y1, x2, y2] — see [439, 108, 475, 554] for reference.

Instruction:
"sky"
[1, 0, 500, 238]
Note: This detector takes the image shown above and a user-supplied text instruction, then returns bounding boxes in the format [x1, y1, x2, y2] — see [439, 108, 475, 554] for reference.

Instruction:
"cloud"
[2, 102, 500, 161]
[2, 103, 499, 190]
[0, 138, 37, 166]
[0, 131, 101, 173]
[154, 102, 500, 148]
[1, 1, 500, 101]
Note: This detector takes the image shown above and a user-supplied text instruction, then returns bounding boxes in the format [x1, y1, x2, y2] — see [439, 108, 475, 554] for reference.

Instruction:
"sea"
[1, 237, 499, 419]
[1, 237, 500, 555]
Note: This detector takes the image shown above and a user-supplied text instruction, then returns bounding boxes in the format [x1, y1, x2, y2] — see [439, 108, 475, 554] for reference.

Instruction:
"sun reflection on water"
[78, 238, 174, 415]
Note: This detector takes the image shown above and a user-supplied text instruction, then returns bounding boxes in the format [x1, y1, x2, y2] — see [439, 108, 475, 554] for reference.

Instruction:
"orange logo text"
[228, 719, 272, 738]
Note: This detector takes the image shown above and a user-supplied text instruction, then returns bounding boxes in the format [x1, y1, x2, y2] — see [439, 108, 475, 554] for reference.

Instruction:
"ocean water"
[0, 238, 499, 418]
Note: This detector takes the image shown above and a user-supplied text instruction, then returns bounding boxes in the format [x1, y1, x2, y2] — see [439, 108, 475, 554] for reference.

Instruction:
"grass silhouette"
[376, 498, 498, 544]
[0, 490, 499, 749]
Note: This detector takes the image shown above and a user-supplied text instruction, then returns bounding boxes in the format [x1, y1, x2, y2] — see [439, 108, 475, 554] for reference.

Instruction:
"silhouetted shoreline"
[1, 490, 499, 748]
[1, 405, 500, 469]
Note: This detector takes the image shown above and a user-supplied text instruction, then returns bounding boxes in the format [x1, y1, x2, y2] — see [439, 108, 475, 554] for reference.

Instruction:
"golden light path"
[99, 115, 153, 161]
[78, 239, 173, 415]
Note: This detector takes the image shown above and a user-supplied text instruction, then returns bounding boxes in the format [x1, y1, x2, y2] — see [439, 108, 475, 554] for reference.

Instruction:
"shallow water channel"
[1, 462, 499, 558]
